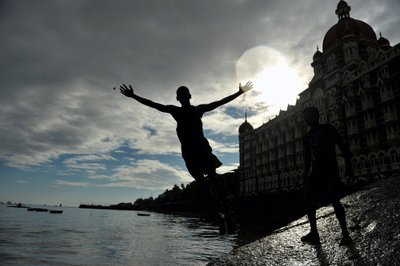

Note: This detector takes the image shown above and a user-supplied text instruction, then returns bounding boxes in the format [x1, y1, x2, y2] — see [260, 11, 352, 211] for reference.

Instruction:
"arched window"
[379, 65, 390, 79]
[368, 153, 378, 173]
[337, 156, 346, 179]
[326, 88, 337, 106]
[327, 54, 337, 71]
[367, 47, 377, 61]
[313, 88, 325, 111]
[361, 75, 371, 88]
[377, 151, 387, 170]
[351, 157, 359, 172]
[359, 155, 367, 174]
[388, 148, 398, 163]
[343, 41, 359, 63]
[388, 148, 400, 170]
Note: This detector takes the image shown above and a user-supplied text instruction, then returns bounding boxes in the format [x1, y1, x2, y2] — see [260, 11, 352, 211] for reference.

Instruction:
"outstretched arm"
[199, 81, 253, 113]
[119, 84, 173, 113]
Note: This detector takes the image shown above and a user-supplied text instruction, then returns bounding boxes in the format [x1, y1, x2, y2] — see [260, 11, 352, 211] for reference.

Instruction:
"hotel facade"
[238, 1, 400, 195]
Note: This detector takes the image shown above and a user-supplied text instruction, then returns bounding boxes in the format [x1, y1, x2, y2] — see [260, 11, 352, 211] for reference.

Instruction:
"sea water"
[0, 205, 237, 265]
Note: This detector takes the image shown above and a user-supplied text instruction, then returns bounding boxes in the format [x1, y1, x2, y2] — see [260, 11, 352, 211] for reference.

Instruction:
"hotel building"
[238, 1, 400, 195]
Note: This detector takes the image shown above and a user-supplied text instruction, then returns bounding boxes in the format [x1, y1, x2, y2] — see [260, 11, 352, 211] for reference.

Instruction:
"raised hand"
[119, 84, 135, 98]
[239, 81, 253, 93]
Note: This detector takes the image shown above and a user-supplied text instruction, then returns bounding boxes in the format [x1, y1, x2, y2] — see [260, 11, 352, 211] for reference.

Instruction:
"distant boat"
[7, 203, 28, 208]
[27, 208, 49, 212]
[49, 210, 63, 214]
[137, 213, 150, 216]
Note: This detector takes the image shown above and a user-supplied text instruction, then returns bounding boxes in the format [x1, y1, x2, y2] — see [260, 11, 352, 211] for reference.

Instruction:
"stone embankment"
[209, 175, 400, 266]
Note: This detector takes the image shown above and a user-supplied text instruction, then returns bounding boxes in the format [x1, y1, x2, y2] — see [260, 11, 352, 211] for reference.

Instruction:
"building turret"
[311, 46, 324, 78]
[238, 113, 254, 134]
[378, 32, 391, 50]
[335, 0, 351, 19]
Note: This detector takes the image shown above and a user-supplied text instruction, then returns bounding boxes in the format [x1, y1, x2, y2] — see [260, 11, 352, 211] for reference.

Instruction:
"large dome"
[322, 1, 377, 51]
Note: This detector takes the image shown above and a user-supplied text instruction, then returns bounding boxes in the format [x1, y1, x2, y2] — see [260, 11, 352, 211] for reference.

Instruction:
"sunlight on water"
[0, 205, 236, 265]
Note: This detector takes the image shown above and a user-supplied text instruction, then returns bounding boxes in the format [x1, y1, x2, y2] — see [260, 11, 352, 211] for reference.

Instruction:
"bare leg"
[301, 193, 320, 244]
[332, 200, 352, 245]
[204, 170, 236, 234]
[307, 206, 318, 234]
[332, 200, 347, 233]
[188, 168, 233, 234]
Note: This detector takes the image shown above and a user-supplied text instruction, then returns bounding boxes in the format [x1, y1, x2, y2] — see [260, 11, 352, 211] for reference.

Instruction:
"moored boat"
[7, 203, 28, 208]
[49, 210, 63, 214]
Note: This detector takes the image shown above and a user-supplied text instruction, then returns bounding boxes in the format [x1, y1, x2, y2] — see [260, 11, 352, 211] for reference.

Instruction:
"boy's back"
[303, 123, 340, 163]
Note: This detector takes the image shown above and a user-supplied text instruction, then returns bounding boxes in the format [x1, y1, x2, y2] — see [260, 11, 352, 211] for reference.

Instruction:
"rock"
[208, 176, 400, 266]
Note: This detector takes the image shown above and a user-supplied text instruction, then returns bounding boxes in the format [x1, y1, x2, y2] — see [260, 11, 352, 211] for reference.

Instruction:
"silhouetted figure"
[301, 106, 352, 245]
[120, 82, 253, 234]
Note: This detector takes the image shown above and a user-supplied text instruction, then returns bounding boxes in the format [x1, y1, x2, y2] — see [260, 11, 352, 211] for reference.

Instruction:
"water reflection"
[1, 205, 295, 265]
[0, 206, 239, 265]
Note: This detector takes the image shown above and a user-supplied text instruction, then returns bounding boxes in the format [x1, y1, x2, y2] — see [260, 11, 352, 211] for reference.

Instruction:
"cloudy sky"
[1, 0, 399, 206]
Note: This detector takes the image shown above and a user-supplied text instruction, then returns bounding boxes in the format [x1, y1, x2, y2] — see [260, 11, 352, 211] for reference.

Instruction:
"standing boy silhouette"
[120, 81, 253, 234]
[301, 106, 352, 245]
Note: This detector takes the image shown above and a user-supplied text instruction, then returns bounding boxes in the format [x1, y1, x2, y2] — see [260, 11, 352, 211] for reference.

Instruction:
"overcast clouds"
[1, 0, 399, 205]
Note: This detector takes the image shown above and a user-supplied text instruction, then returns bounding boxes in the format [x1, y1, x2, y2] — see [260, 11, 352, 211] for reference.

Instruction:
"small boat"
[137, 213, 150, 216]
[7, 203, 28, 208]
[27, 208, 49, 212]
[49, 210, 63, 214]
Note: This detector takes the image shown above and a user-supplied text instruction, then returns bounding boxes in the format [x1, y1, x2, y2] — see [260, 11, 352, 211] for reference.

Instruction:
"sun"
[254, 63, 302, 109]
[236, 46, 305, 116]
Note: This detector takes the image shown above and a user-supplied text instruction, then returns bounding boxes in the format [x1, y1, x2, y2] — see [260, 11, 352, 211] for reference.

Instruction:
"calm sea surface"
[0, 204, 239, 266]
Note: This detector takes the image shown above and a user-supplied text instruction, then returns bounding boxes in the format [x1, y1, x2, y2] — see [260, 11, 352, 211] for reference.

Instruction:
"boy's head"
[302, 106, 320, 126]
[176, 86, 191, 102]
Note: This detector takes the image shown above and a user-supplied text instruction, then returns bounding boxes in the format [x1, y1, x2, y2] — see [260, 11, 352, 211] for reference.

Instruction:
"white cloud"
[207, 138, 239, 155]
[88, 159, 192, 189]
[63, 154, 116, 165]
[217, 163, 239, 174]
[63, 154, 116, 174]
[54, 180, 90, 187]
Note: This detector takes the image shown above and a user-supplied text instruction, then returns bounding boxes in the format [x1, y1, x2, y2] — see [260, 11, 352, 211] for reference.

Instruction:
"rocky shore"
[208, 175, 400, 266]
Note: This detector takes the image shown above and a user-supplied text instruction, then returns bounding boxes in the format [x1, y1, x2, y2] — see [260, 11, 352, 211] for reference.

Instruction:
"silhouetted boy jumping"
[301, 106, 352, 245]
[120, 81, 253, 234]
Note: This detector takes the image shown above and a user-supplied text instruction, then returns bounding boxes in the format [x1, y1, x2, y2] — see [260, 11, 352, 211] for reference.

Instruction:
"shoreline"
[208, 175, 400, 265]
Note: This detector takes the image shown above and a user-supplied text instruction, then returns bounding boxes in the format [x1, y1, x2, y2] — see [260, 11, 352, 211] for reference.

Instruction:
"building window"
[367, 47, 377, 61]
[345, 102, 356, 117]
[361, 75, 371, 88]
[379, 65, 390, 79]
[326, 89, 336, 106]
[327, 54, 337, 71]
[389, 149, 399, 164]
[361, 94, 374, 110]
[343, 41, 359, 63]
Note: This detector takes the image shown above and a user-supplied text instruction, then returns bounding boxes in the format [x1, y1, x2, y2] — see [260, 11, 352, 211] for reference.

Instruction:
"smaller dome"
[239, 120, 253, 134]
[378, 32, 390, 48]
[313, 49, 323, 61]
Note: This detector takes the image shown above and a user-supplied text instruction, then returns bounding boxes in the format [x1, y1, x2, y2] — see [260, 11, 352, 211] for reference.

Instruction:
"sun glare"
[236, 46, 305, 116]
